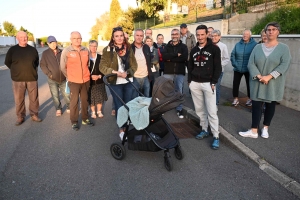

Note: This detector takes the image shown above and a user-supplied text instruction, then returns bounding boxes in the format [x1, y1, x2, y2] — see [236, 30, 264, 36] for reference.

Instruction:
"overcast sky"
[0, 0, 137, 41]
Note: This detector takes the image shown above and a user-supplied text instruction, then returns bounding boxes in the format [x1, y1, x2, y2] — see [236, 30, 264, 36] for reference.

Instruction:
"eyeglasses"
[266, 28, 278, 32]
[113, 27, 123, 32]
[211, 35, 220, 37]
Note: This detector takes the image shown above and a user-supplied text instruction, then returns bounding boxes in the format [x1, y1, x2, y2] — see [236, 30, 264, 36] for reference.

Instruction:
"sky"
[0, 0, 137, 42]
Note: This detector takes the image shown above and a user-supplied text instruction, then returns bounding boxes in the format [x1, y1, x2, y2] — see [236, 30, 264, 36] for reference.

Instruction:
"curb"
[182, 105, 300, 198]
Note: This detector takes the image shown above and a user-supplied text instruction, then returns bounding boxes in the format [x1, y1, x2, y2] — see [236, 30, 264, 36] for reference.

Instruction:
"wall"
[228, 13, 266, 34]
[0, 36, 16, 47]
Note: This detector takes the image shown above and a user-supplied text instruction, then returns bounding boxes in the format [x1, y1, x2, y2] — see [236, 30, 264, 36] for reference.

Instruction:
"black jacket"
[89, 54, 104, 85]
[162, 40, 188, 75]
[188, 38, 222, 84]
[131, 43, 153, 81]
[40, 48, 66, 83]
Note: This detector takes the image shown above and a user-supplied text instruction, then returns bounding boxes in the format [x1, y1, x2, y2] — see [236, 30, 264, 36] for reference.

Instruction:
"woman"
[230, 30, 257, 107]
[100, 26, 137, 140]
[259, 29, 268, 44]
[88, 40, 107, 118]
[144, 35, 159, 96]
[239, 22, 291, 139]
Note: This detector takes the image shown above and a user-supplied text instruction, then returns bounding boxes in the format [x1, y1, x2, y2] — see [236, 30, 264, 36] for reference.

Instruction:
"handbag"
[65, 81, 70, 94]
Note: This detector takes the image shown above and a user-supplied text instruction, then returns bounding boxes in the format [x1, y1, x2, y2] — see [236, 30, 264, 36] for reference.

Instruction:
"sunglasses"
[113, 27, 123, 32]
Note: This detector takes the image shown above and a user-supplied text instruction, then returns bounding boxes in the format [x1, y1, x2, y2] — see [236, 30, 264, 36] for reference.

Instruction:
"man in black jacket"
[188, 25, 222, 150]
[131, 29, 153, 97]
[162, 28, 188, 118]
[40, 36, 70, 116]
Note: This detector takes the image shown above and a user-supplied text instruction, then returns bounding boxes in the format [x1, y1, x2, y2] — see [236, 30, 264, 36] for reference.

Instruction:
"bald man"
[61, 31, 94, 130]
[5, 31, 41, 125]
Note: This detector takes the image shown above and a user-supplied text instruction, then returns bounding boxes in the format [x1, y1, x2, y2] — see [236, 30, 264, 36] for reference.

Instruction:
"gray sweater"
[247, 43, 291, 102]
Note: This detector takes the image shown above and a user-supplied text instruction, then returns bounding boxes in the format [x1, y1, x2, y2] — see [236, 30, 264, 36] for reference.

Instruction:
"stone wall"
[228, 13, 266, 34]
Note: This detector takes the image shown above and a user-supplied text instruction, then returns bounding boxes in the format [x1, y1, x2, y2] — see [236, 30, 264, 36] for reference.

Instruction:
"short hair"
[264, 21, 281, 33]
[157, 34, 164, 38]
[196, 25, 208, 34]
[144, 36, 153, 43]
[145, 28, 152, 32]
[89, 40, 98, 46]
[208, 27, 214, 30]
[211, 30, 221, 36]
[260, 29, 265, 36]
[134, 29, 144, 35]
[171, 28, 180, 34]
[243, 29, 252, 36]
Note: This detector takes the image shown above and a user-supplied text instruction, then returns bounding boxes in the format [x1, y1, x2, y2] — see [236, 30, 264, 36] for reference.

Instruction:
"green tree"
[139, 0, 167, 17]
[3, 21, 17, 36]
[105, 0, 123, 40]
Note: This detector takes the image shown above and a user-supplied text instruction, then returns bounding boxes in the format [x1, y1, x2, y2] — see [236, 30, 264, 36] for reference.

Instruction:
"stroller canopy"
[149, 76, 185, 117]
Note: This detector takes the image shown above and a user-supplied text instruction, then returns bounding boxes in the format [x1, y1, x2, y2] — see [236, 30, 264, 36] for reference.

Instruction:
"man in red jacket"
[61, 31, 94, 130]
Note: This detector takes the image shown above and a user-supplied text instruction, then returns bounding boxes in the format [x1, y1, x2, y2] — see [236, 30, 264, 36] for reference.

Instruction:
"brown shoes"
[15, 118, 25, 126]
[31, 115, 42, 122]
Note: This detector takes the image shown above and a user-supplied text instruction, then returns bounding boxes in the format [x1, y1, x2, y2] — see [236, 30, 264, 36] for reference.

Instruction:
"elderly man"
[61, 31, 93, 130]
[162, 28, 188, 118]
[131, 29, 153, 97]
[180, 23, 196, 59]
[40, 36, 70, 116]
[5, 31, 41, 125]
[211, 30, 230, 105]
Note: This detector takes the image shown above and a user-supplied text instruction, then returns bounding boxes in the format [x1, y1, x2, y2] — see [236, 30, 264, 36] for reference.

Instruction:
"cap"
[47, 36, 57, 43]
[180, 23, 187, 28]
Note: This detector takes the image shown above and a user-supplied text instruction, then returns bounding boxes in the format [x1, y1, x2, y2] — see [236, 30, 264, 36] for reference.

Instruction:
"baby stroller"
[103, 74, 185, 171]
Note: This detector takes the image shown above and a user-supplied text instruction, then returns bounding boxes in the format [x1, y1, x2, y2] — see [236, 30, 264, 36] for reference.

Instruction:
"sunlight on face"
[113, 31, 124, 45]
[48, 41, 57, 50]
[145, 39, 153, 47]
[196, 29, 208, 45]
[17, 31, 28, 46]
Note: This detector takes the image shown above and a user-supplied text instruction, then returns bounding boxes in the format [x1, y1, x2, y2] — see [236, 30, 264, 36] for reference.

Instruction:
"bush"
[251, 5, 300, 34]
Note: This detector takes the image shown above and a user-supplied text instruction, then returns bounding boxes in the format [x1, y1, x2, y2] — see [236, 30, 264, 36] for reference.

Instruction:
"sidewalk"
[181, 80, 300, 198]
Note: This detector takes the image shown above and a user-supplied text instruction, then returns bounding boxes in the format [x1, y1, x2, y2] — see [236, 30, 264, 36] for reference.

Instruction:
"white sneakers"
[261, 127, 269, 139]
[239, 129, 258, 138]
[239, 128, 269, 139]
[232, 99, 239, 106]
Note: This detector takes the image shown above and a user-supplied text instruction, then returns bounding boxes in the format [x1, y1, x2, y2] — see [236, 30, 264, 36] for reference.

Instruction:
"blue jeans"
[109, 82, 135, 119]
[132, 77, 150, 98]
[216, 72, 223, 105]
[163, 74, 184, 111]
[48, 78, 70, 110]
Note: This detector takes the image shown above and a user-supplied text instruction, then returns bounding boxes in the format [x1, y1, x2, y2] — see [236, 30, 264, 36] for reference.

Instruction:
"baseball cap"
[47, 36, 57, 43]
[180, 23, 187, 28]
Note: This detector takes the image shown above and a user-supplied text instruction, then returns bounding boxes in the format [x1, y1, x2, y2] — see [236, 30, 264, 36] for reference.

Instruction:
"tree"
[3, 21, 17, 36]
[139, 0, 167, 17]
[104, 0, 123, 40]
[90, 11, 110, 40]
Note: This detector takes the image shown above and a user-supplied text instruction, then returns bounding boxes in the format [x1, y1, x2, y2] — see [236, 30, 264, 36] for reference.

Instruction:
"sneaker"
[232, 99, 239, 106]
[97, 111, 104, 118]
[195, 130, 209, 140]
[177, 110, 184, 119]
[261, 127, 269, 139]
[246, 99, 252, 106]
[72, 123, 79, 131]
[212, 137, 219, 150]
[239, 129, 258, 138]
[66, 109, 70, 113]
[82, 119, 94, 126]
[91, 112, 96, 119]
[119, 132, 124, 140]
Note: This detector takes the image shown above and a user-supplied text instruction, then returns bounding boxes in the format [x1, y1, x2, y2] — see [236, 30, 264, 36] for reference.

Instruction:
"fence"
[134, 0, 294, 29]
[0, 36, 16, 46]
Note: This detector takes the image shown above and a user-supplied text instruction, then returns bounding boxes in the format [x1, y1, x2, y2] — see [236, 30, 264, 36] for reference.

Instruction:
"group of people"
[5, 21, 291, 150]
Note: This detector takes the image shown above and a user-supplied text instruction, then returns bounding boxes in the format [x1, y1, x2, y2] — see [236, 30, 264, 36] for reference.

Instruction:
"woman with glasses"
[100, 27, 137, 140]
[88, 40, 107, 118]
[239, 22, 291, 139]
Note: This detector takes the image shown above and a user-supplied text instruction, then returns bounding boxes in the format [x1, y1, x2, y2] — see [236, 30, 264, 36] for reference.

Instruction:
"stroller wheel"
[110, 143, 126, 160]
[174, 145, 183, 160]
[164, 152, 172, 171]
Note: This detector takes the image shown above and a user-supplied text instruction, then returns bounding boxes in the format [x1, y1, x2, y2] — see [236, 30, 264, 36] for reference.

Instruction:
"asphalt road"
[0, 49, 298, 199]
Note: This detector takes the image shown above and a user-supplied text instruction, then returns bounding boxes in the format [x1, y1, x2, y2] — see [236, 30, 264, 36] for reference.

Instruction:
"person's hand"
[120, 72, 127, 78]
[211, 84, 215, 91]
[91, 75, 99, 80]
[178, 53, 181, 57]
[259, 75, 273, 85]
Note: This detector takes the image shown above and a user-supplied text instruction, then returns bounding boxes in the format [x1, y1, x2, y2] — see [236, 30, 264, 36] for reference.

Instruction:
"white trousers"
[189, 81, 219, 138]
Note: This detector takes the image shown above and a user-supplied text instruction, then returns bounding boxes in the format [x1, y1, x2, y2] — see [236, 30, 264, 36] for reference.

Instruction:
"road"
[0, 48, 297, 199]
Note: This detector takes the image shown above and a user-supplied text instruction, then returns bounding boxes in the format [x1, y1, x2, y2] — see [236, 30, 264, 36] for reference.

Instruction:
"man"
[61, 31, 93, 130]
[188, 25, 222, 149]
[156, 34, 167, 76]
[40, 36, 70, 116]
[145, 28, 158, 48]
[131, 29, 153, 97]
[180, 23, 196, 58]
[5, 31, 41, 125]
[162, 29, 188, 118]
[211, 30, 230, 105]
[207, 27, 214, 39]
